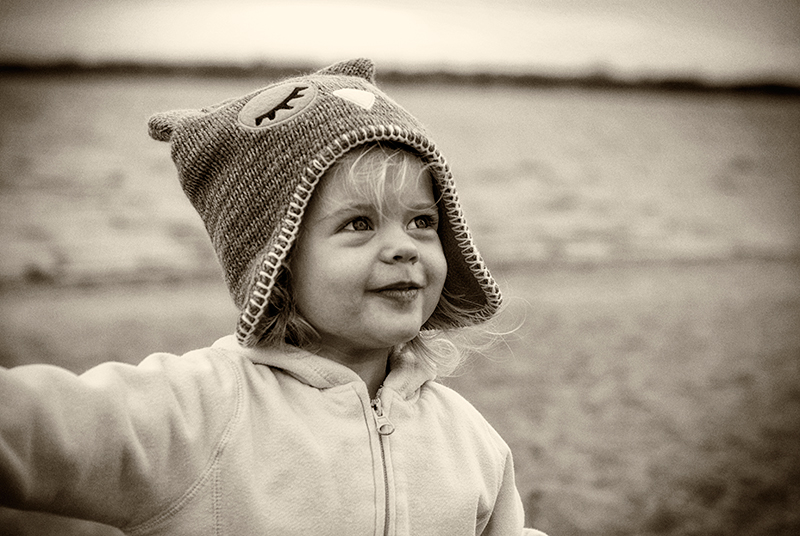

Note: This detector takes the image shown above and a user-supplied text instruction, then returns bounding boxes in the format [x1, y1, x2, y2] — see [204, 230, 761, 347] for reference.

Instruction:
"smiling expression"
[289, 148, 447, 364]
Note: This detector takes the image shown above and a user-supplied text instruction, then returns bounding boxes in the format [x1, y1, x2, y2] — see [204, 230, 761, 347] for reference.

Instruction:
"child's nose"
[379, 229, 419, 264]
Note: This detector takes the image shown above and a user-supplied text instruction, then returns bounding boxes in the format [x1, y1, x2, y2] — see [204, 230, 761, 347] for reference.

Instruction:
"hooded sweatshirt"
[1, 335, 545, 535]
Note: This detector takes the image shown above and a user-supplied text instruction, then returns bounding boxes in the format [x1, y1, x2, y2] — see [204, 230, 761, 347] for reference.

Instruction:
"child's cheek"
[427, 243, 448, 296]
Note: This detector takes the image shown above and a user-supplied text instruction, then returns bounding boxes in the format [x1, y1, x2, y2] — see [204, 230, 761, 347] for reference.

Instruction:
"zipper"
[371, 390, 395, 436]
[370, 388, 394, 535]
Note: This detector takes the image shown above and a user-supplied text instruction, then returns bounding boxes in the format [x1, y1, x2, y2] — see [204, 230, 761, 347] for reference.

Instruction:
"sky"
[1, 0, 799, 84]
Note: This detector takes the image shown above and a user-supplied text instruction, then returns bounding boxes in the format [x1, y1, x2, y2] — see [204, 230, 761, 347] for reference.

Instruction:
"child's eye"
[343, 217, 373, 231]
[408, 214, 438, 230]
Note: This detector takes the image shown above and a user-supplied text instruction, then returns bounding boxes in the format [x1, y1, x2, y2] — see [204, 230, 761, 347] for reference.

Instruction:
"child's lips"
[373, 281, 423, 303]
[378, 288, 420, 303]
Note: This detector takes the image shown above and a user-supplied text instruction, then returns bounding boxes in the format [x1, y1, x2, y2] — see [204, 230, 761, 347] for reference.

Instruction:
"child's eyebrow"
[401, 201, 440, 214]
[310, 202, 372, 224]
[314, 200, 437, 224]
[322, 201, 372, 215]
[411, 202, 439, 211]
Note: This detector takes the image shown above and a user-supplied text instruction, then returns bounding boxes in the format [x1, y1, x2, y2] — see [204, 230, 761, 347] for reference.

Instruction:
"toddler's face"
[290, 156, 447, 363]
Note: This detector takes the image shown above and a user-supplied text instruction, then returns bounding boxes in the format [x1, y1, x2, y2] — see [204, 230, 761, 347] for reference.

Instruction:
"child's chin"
[376, 325, 423, 347]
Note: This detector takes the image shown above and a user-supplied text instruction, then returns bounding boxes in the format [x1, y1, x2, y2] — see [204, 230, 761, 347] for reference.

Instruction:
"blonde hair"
[257, 143, 497, 376]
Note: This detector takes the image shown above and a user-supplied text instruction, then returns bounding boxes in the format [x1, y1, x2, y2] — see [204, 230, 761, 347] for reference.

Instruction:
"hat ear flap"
[147, 109, 206, 142]
[318, 58, 376, 83]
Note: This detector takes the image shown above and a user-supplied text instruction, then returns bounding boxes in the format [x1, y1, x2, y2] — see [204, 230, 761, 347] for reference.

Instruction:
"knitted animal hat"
[149, 58, 502, 347]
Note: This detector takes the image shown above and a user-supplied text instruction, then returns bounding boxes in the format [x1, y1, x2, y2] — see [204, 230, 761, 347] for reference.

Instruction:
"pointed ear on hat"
[318, 58, 376, 83]
[148, 109, 207, 142]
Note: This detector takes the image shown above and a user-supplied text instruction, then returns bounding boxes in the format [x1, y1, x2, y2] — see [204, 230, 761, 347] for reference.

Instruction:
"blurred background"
[1, 1, 799, 535]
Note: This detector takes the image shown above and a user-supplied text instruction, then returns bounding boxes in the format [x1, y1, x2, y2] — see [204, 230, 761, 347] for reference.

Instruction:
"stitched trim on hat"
[236, 124, 502, 347]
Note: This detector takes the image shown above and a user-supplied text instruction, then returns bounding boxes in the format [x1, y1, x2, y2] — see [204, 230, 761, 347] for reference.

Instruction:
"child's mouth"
[378, 288, 420, 302]
[375, 282, 422, 303]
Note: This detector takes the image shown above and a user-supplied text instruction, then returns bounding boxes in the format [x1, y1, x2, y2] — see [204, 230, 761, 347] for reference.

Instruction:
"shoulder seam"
[123, 349, 245, 534]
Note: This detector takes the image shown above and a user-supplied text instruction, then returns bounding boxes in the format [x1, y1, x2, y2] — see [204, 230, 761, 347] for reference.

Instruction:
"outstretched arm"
[0, 350, 239, 528]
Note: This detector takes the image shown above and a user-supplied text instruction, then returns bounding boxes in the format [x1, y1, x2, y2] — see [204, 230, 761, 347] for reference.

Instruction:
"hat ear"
[318, 58, 376, 83]
[147, 109, 206, 142]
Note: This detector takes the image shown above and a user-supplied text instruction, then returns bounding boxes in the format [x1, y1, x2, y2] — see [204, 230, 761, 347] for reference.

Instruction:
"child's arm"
[481, 448, 550, 536]
[0, 349, 240, 529]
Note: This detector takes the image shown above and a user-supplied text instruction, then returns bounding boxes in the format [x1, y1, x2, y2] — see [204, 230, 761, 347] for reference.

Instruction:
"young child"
[1, 58, 547, 535]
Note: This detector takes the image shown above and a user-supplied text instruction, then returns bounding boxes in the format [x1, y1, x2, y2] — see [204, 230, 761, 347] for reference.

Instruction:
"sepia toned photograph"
[1, 1, 798, 535]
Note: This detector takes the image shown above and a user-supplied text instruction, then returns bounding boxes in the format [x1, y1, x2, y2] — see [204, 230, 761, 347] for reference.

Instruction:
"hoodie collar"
[212, 335, 436, 400]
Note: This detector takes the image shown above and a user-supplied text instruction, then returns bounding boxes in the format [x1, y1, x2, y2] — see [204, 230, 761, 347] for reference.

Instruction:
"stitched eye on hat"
[239, 81, 319, 129]
[332, 88, 376, 110]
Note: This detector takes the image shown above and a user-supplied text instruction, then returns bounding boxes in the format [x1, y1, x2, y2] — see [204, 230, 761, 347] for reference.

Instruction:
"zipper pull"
[371, 394, 395, 436]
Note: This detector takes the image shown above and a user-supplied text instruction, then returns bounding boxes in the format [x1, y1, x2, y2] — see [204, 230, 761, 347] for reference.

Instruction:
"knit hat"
[148, 58, 502, 347]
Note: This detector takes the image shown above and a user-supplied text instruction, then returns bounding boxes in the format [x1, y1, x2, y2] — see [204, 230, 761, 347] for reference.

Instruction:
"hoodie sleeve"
[479, 446, 549, 536]
[0, 348, 241, 529]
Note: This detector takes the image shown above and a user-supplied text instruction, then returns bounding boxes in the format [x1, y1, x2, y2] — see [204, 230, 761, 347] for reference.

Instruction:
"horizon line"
[1, 59, 799, 96]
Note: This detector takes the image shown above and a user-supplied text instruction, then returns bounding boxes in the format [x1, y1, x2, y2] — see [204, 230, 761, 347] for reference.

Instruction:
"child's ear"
[147, 109, 207, 142]
[318, 58, 376, 84]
